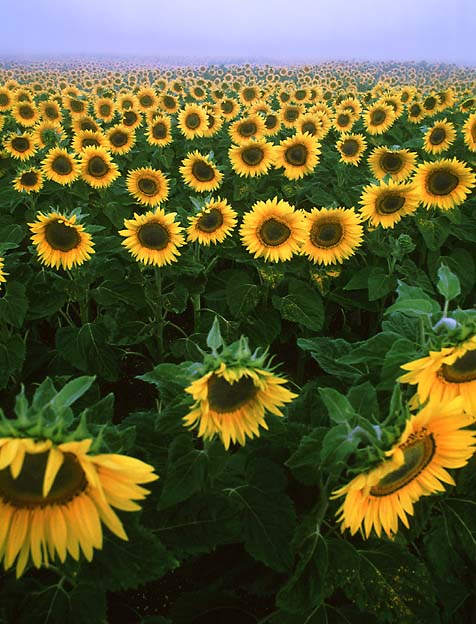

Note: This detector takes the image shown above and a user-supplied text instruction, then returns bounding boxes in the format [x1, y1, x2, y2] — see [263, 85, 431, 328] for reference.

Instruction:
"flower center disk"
[440, 349, 476, 383]
[0, 451, 87, 508]
[427, 169, 459, 195]
[45, 220, 80, 251]
[192, 160, 215, 182]
[370, 434, 436, 497]
[310, 220, 343, 248]
[138, 222, 170, 250]
[207, 374, 258, 413]
[197, 208, 223, 232]
[259, 218, 291, 246]
[285, 144, 307, 166]
[376, 193, 406, 214]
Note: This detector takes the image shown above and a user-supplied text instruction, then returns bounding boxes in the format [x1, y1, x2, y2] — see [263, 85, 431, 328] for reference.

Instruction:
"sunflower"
[42, 148, 79, 185]
[39, 100, 62, 124]
[331, 397, 476, 539]
[29, 211, 94, 270]
[423, 119, 456, 155]
[93, 97, 116, 123]
[462, 113, 476, 152]
[31, 120, 65, 149]
[336, 134, 367, 166]
[184, 361, 297, 450]
[0, 87, 12, 111]
[228, 139, 276, 177]
[201, 108, 224, 138]
[136, 87, 158, 112]
[274, 132, 320, 180]
[180, 151, 223, 193]
[121, 109, 143, 130]
[333, 107, 357, 133]
[219, 98, 241, 119]
[239, 85, 261, 106]
[262, 112, 281, 136]
[400, 335, 476, 415]
[368, 147, 417, 182]
[106, 124, 136, 154]
[159, 93, 179, 114]
[280, 104, 303, 128]
[11, 101, 40, 127]
[412, 158, 476, 211]
[407, 101, 427, 124]
[72, 130, 109, 153]
[119, 209, 185, 266]
[177, 104, 208, 139]
[187, 197, 237, 245]
[301, 207, 364, 265]
[3, 133, 37, 161]
[363, 102, 396, 135]
[0, 436, 157, 577]
[80, 146, 120, 189]
[240, 197, 306, 262]
[72, 116, 100, 134]
[146, 114, 173, 147]
[126, 167, 169, 207]
[13, 168, 44, 193]
[0, 257, 8, 287]
[229, 114, 265, 145]
[359, 180, 419, 228]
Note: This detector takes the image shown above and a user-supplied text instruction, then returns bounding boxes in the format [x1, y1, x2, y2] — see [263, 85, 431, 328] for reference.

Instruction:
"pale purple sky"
[2, 0, 475, 64]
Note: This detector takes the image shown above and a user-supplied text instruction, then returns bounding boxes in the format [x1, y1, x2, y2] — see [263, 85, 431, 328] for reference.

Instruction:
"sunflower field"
[1, 58, 476, 623]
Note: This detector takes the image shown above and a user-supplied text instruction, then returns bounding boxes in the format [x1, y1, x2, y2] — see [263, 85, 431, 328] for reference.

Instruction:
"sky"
[1, 0, 475, 65]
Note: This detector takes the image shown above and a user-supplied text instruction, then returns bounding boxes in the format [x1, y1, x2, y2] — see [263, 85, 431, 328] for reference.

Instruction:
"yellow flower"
[0, 437, 157, 577]
[332, 397, 476, 539]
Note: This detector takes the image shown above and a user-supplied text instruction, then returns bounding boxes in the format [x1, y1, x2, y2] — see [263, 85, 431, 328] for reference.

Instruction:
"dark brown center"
[440, 349, 476, 383]
[241, 146, 264, 166]
[45, 220, 81, 251]
[426, 169, 459, 196]
[370, 433, 435, 497]
[207, 373, 258, 413]
[376, 193, 406, 214]
[137, 222, 170, 249]
[310, 220, 344, 248]
[87, 156, 109, 177]
[197, 208, 224, 232]
[192, 160, 215, 182]
[52, 155, 73, 175]
[285, 143, 308, 166]
[259, 218, 291, 246]
[0, 451, 87, 508]
[137, 177, 158, 196]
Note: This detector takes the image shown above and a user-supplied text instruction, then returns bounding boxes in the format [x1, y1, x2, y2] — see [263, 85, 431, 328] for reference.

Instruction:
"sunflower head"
[187, 197, 238, 245]
[332, 397, 476, 539]
[180, 151, 223, 193]
[0, 377, 158, 577]
[413, 158, 476, 211]
[240, 197, 306, 262]
[360, 180, 420, 228]
[119, 208, 185, 267]
[183, 320, 297, 449]
[29, 211, 95, 270]
[274, 132, 320, 180]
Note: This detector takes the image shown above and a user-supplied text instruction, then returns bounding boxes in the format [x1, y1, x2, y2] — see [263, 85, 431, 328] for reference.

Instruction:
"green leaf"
[347, 382, 379, 420]
[159, 434, 208, 508]
[379, 338, 418, 389]
[50, 376, 95, 412]
[227, 485, 296, 571]
[319, 387, 355, 424]
[55, 321, 120, 381]
[286, 427, 327, 484]
[277, 533, 328, 614]
[138, 362, 193, 399]
[436, 263, 461, 301]
[320, 425, 360, 471]
[298, 337, 360, 381]
[385, 281, 440, 318]
[416, 214, 450, 250]
[206, 316, 224, 351]
[0, 334, 25, 390]
[0, 281, 28, 328]
[272, 278, 324, 331]
[86, 521, 178, 591]
[367, 267, 396, 301]
[226, 271, 259, 318]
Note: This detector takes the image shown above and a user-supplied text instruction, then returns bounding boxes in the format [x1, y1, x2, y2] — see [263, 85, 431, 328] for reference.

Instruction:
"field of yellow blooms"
[1, 58, 476, 623]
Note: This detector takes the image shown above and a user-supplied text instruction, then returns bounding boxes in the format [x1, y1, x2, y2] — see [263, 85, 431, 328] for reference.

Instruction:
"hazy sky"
[2, 0, 475, 64]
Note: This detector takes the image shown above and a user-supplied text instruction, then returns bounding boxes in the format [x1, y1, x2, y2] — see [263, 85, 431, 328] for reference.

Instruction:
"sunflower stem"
[154, 267, 164, 357]
[192, 293, 201, 333]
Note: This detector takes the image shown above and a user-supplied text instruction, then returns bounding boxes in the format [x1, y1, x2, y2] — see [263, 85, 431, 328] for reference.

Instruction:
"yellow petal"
[43, 448, 64, 498]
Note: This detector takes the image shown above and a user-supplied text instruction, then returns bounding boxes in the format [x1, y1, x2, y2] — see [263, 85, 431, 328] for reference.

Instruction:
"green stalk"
[154, 267, 164, 357]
